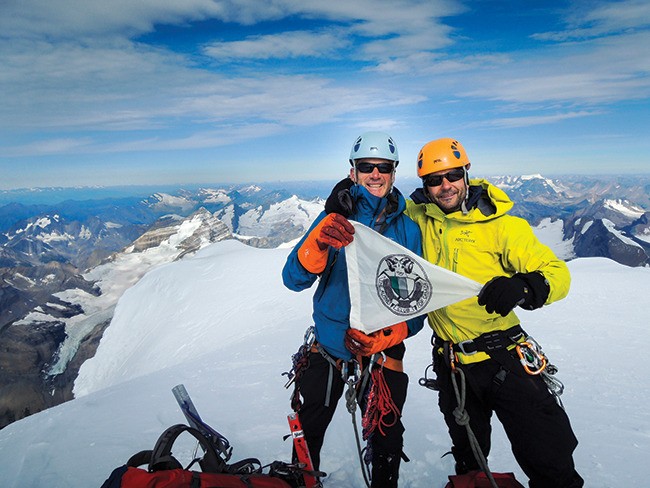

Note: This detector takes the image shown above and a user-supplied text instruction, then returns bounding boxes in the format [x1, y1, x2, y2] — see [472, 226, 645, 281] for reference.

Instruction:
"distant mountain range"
[0, 174, 648, 429]
[490, 174, 649, 266]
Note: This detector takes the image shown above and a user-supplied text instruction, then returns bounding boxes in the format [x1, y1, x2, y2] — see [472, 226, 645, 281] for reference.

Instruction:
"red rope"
[290, 353, 310, 412]
[362, 367, 400, 439]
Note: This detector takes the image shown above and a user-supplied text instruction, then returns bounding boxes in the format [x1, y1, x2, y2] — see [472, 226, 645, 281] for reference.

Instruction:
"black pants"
[297, 351, 408, 479]
[434, 350, 583, 488]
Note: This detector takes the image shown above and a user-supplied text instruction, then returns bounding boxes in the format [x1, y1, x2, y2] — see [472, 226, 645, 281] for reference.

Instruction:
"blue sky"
[1, 0, 649, 190]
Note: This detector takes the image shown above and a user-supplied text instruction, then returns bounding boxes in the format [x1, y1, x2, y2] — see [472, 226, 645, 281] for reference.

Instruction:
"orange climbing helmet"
[416, 138, 470, 177]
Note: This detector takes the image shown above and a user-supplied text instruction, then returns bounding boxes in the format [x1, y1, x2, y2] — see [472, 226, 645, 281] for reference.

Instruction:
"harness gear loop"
[283, 326, 315, 387]
[419, 363, 439, 390]
[542, 368, 565, 409]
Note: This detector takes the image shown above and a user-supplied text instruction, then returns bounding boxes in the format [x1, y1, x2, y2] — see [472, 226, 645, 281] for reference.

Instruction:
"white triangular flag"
[346, 221, 483, 333]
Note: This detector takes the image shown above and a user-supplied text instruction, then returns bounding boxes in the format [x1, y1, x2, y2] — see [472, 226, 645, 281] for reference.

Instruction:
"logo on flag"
[376, 254, 432, 316]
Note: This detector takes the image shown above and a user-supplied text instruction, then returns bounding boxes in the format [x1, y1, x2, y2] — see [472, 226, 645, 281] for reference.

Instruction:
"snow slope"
[0, 240, 648, 488]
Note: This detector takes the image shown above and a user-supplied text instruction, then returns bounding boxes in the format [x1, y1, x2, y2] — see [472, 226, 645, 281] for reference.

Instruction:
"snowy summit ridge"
[1, 236, 649, 487]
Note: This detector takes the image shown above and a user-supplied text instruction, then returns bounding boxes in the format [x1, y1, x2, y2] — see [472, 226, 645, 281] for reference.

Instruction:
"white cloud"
[460, 31, 650, 105]
[201, 1, 462, 62]
[203, 29, 351, 60]
[0, 0, 452, 144]
[0, 0, 300, 40]
[371, 52, 510, 75]
[532, 0, 650, 41]
[478, 110, 601, 129]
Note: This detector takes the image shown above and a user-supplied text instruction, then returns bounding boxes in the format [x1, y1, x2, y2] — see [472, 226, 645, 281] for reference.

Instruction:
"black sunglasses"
[355, 162, 395, 174]
[423, 168, 465, 187]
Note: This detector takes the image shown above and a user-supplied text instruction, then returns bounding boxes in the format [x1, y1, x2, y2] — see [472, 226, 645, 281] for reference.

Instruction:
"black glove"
[478, 272, 550, 316]
[324, 177, 355, 217]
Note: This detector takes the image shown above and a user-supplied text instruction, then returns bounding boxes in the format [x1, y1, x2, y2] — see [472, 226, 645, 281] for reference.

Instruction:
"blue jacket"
[282, 184, 425, 360]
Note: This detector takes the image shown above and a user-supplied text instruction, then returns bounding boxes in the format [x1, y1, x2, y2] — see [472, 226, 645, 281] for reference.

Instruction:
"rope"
[346, 375, 372, 488]
[362, 367, 400, 439]
[450, 365, 499, 488]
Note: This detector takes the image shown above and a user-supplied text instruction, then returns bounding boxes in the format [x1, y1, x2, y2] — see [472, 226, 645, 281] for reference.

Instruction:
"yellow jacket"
[405, 179, 570, 363]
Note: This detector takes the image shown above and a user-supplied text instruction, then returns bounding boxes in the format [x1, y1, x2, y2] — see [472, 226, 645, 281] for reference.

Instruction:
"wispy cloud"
[0, 0, 298, 39]
[532, 0, 650, 41]
[460, 31, 650, 105]
[203, 29, 351, 60]
[477, 110, 602, 129]
[6, 137, 95, 157]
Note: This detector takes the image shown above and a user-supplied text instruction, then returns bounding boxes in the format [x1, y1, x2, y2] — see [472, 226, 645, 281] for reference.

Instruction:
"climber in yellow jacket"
[406, 138, 583, 487]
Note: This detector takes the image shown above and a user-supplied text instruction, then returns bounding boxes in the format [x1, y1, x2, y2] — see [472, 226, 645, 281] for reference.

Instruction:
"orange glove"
[298, 213, 354, 273]
[344, 322, 408, 356]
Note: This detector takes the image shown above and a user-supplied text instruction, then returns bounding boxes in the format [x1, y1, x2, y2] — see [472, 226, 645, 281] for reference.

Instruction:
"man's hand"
[478, 272, 549, 316]
[325, 177, 355, 217]
[345, 322, 408, 356]
[315, 213, 355, 250]
[298, 213, 354, 273]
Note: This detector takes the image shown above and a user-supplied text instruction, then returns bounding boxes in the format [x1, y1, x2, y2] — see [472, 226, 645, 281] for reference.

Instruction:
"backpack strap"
[149, 424, 227, 473]
[127, 450, 155, 468]
[226, 457, 263, 475]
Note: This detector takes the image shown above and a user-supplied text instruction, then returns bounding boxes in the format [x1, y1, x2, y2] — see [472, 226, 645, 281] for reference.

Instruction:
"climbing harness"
[446, 325, 526, 357]
[427, 326, 565, 404]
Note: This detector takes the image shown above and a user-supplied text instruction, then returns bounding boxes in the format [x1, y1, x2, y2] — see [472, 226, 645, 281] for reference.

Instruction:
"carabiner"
[341, 358, 361, 384]
[303, 325, 316, 348]
[516, 341, 547, 375]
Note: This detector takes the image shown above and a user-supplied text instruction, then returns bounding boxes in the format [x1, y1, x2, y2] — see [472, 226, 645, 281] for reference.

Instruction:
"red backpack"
[104, 466, 292, 488]
[100, 424, 294, 488]
[445, 470, 525, 488]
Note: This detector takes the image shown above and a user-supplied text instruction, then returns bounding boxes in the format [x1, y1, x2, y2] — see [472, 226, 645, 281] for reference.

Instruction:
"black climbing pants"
[297, 350, 408, 487]
[434, 349, 584, 488]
